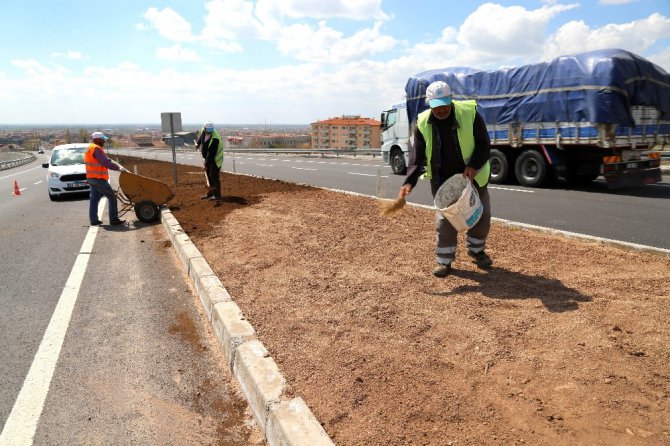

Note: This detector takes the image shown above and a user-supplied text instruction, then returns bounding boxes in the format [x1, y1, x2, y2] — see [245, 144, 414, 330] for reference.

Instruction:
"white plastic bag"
[435, 177, 483, 232]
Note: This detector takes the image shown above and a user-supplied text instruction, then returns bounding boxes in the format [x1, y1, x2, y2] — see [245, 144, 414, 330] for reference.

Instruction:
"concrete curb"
[311, 184, 670, 258]
[392, 200, 670, 259]
[490, 218, 670, 258]
[160, 209, 334, 446]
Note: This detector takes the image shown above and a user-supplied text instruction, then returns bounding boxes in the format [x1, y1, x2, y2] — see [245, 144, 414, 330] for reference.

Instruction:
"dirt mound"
[117, 155, 670, 446]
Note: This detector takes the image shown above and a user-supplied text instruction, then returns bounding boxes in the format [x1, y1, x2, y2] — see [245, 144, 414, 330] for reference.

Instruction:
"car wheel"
[514, 150, 549, 187]
[134, 201, 159, 223]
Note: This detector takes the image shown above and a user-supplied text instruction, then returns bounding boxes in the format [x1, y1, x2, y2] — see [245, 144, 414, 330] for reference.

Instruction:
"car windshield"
[51, 148, 85, 166]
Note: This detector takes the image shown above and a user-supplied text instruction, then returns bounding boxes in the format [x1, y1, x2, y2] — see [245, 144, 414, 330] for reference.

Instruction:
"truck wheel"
[514, 150, 548, 187]
[489, 149, 509, 184]
[391, 148, 407, 175]
[134, 201, 159, 223]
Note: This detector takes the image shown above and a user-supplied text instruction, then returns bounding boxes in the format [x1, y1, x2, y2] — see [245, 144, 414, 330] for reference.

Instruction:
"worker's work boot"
[433, 263, 452, 278]
[468, 250, 493, 268]
[200, 194, 211, 200]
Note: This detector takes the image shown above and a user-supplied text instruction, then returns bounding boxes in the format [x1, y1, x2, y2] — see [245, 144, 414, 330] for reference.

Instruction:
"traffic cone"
[13, 180, 21, 196]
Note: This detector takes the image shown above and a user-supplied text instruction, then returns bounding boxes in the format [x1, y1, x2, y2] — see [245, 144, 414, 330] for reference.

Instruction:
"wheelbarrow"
[116, 172, 175, 223]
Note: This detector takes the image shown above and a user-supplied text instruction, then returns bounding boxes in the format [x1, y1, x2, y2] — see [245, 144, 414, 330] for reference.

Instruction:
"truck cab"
[380, 102, 410, 175]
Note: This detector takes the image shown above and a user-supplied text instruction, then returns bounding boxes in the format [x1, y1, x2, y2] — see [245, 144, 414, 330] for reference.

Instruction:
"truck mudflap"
[602, 152, 662, 188]
[604, 167, 662, 188]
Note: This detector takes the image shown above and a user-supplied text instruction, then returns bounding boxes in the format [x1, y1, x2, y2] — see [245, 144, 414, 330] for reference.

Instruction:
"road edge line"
[0, 225, 99, 445]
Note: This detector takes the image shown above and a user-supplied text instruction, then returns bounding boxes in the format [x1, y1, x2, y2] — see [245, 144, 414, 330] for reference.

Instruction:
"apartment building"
[310, 115, 381, 150]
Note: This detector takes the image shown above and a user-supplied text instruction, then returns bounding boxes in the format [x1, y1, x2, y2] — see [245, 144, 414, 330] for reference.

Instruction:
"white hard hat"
[425, 81, 452, 108]
[204, 121, 214, 130]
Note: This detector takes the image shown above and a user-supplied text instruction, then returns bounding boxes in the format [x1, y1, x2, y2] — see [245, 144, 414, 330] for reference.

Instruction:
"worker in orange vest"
[85, 131, 128, 226]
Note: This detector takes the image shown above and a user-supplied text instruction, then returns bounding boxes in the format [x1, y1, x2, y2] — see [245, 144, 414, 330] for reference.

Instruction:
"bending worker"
[85, 131, 128, 226]
[195, 121, 224, 205]
[397, 81, 493, 277]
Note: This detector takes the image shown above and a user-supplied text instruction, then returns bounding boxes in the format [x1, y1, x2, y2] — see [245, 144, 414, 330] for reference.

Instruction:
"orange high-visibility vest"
[85, 143, 109, 180]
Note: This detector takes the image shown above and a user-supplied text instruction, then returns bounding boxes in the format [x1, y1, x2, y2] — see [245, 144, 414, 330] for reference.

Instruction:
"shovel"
[194, 139, 210, 189]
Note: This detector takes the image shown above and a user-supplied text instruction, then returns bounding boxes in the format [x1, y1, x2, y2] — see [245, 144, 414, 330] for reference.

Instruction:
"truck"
[380, 49, 670, 188]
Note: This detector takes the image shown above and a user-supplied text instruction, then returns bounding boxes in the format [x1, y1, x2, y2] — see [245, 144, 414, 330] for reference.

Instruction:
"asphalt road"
[0, 156, 259, 445]
[114, 148, 670, 250]
[2, 148, 667, 443]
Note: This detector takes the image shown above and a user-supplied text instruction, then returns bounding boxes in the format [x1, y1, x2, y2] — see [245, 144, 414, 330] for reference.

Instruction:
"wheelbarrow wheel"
[134, 201, 160, 223]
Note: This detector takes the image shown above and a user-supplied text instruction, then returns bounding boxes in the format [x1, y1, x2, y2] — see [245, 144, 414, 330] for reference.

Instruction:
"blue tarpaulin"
[405, 49, 670, 128]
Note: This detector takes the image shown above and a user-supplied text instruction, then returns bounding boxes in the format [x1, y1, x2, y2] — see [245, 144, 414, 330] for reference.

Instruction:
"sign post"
[161, 112, 182, 185]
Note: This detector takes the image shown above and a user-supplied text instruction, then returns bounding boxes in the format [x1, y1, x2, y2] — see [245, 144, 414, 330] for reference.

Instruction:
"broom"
[380, 196, 406, 216]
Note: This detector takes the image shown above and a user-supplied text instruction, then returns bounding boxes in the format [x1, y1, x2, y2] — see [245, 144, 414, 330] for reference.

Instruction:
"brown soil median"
[118, 155, 670, 446]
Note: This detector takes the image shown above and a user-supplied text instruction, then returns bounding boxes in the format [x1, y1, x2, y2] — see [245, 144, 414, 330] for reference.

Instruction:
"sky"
[0, 0, 669, 125]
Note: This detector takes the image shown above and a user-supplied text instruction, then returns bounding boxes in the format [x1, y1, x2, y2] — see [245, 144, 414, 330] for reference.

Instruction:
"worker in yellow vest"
[398, 81, 493, 277]
[195, 121, 224, 205]
[85, 131, 129, 226]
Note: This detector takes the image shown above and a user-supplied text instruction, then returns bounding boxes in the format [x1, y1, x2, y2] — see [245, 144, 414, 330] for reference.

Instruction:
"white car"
[42, 144, 90, 201]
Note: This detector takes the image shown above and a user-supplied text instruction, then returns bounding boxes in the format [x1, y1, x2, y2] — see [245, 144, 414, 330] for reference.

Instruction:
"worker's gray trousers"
[434, 185, 491, 265]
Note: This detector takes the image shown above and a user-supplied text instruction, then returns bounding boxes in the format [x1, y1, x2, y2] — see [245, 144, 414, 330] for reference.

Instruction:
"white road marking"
[489, 186, 535, 193]
[348, 172, 389, 178]
[292, 167, 317, 171]
[258, 164, 274, 167]
[0, 166, 41, 181]
[0, 199, 105, 446]
[34, 181, 43, 185]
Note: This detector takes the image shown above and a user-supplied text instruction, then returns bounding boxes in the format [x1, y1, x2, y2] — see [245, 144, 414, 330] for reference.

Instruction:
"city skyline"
[1, 0, 669, 125]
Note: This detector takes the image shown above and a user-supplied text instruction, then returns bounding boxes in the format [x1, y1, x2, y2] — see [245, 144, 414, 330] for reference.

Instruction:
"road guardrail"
[0, 153, 36, 171]
[109, 146, 380, 157]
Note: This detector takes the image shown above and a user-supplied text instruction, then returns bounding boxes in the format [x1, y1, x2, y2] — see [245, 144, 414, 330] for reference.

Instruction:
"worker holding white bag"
[398, 80, 493, 277]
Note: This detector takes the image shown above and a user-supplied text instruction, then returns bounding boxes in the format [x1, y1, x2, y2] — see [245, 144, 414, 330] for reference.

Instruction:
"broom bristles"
[380, 196, 406, 216]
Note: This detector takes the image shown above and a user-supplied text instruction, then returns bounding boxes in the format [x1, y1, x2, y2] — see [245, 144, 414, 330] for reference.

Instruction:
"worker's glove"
[119, 166, 130, 173]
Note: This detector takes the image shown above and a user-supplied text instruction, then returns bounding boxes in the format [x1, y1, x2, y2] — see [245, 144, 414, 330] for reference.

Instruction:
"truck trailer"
[380, 49, 670, 188]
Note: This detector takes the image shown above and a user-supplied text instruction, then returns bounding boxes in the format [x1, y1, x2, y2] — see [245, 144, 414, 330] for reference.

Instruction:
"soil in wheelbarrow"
[117, 155, 670, 446]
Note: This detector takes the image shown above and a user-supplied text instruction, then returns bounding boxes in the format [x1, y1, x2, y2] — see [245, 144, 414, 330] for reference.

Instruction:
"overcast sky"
[0, 0, 668, 125]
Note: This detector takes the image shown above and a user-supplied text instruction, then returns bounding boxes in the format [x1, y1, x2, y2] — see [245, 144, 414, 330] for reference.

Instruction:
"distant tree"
[64, 129, 72, 144]
[78, 129, 87, 143]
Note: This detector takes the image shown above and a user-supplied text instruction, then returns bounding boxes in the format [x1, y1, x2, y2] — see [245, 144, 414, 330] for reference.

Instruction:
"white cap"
[203, 121, 214, 130]
[91, 131, 109, 140]
[425, 81, 452, 108]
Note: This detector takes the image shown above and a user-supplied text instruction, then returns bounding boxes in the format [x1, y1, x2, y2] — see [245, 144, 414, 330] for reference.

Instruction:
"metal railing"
[222, 147, 379, 157]
[108, 146, 381, 158]
[0, 152, 36, 171]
